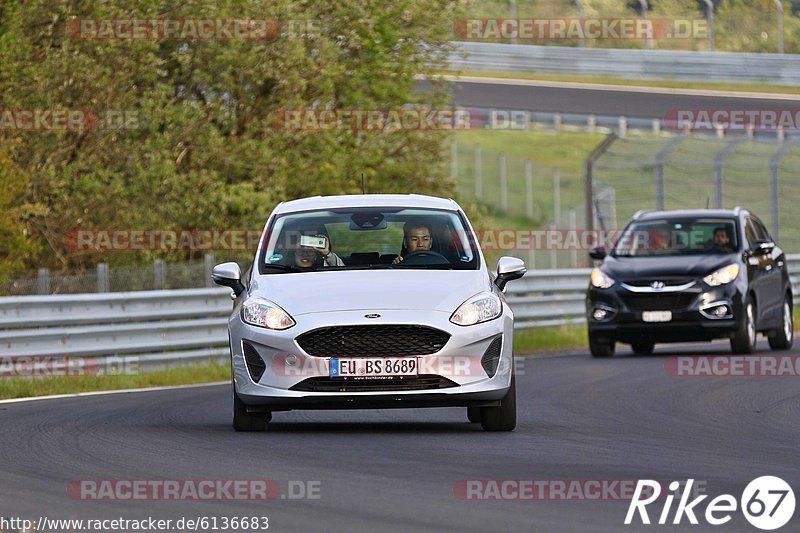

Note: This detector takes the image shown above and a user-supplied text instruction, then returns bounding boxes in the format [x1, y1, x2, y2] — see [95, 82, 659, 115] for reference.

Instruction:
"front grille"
[481, 336, 503, 377]
[296, 325, 450, 357]
[620, 293, 698, 311]
[622, 278, 695, 287]
[289, 375, 458, 392]
[242, 341, 266, 382]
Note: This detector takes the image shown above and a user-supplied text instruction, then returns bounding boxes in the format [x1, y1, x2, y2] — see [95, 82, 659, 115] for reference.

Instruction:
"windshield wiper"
[262, 264, 301, 273]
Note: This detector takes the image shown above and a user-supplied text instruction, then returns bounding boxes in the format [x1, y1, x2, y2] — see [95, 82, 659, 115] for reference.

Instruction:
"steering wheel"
[398, 250, 449, 265]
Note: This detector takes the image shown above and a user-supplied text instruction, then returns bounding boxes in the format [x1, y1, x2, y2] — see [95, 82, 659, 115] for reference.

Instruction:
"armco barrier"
[1, 254, 798, 371]
[450, 42, 800, 86]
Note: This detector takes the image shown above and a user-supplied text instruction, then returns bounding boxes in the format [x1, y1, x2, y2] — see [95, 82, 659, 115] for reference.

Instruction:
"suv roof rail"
[632, 209, 651, 220]
[733, 206, 746, 216]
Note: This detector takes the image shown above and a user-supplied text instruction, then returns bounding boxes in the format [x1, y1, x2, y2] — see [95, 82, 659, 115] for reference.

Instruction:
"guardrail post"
[97, 263, 109, 292]
[490, 109, 497, 130]
[204, 254, 216, 288]
[618, 116, 627, 138]
[651, 119, 660, 134]
[587, 114, 596, 133]
[499, 153, 508, 212]
[525, 160, 534, 219]
[474, 144, 483, 200]
[553, 113, 562, 132]
[154, 259, 166, 289]
[37, 268, 50, 295]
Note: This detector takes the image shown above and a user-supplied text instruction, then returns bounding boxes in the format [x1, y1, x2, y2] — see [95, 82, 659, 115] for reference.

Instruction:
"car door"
[743, 216, 777, 325]
[751, 216, 783, 324]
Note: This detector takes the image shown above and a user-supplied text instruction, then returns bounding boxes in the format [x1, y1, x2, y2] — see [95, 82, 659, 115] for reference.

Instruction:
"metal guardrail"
[1, 255, 798, 372]
[450, 42, 800, 86]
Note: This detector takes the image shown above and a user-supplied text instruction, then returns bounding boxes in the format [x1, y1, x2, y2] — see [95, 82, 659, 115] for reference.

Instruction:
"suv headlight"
[590, 268, 615, 289]
[703, 264, 740, 286]
[450, 292, 502, 326]
[242, 298, 295, 330]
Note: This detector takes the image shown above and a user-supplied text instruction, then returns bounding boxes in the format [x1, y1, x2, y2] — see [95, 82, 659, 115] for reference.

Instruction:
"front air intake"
[481, 336, 503, 377]
[242, 341, 267, 383]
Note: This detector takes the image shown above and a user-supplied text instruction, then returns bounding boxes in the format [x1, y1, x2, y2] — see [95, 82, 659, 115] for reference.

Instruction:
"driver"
[706, 227, 734, 253]
[393, 223, 432, 264]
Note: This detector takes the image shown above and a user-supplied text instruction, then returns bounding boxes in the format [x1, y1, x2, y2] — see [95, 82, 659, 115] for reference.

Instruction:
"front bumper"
[228, 309, 515, 410]
[586, 281, 744, 343]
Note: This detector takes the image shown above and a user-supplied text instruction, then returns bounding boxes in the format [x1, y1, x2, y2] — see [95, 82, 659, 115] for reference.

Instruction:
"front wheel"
[233, 390, 271, 432]
[731, 299, 757, 354]
[589, 333, 615, 358]
[480, 375, 516, 431]
[467, 406, 481, 423]
[768, 296, 794, 350]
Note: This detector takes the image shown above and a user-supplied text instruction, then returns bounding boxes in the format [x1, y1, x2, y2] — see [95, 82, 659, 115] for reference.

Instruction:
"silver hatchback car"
[212, 194, 526, 431]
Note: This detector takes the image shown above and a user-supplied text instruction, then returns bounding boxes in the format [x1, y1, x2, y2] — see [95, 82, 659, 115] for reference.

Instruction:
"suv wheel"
[480, 374, 516, 431]
[731, 300, 757, 354]
[768, 296, 794, 350]
[589, 333, 615, 358]
[467, 406, 481, 423]
[233, 390, 271, 432]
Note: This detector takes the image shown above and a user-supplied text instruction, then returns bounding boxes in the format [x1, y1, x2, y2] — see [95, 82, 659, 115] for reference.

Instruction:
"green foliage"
[0, 0, 463, 271]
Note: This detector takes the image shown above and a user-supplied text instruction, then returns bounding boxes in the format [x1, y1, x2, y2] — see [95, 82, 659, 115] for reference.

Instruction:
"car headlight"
[450, 292, 502, 326]
[703, 264, 740, 286]
[242, 298, 295, 330]
[590, 268, 615, 289]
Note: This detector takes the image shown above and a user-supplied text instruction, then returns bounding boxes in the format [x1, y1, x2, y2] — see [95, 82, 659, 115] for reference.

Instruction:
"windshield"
[257, 207, 479, 273]
[612, 217, 739, 257]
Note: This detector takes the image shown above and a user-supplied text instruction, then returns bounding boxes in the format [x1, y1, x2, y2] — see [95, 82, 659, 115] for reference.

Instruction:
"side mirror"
[751, 240, 775, 256]
[212, 262, 245, 297]
[495, 256, 526, 291]
[589, 246, 607, 260]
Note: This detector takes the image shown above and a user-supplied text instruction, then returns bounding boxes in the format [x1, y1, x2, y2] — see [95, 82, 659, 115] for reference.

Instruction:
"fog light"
[593, 309, 608, 320]
[713, 305, 729, 317]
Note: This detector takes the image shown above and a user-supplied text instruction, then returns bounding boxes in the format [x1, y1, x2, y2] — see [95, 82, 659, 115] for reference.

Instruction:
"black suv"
[586, 208, 793, 357]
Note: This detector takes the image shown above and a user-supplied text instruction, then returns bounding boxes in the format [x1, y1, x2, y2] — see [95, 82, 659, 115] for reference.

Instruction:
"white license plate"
[329, 357, 418, 378]
[642, 310, 672, 322]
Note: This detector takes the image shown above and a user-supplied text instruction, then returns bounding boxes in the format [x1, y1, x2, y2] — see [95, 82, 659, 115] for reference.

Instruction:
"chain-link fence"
[592, 134, 800, 253]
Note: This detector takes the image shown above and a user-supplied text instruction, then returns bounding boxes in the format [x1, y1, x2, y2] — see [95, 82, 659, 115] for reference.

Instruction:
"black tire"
[480, 375, 516, 431]
[467, 406, 481, 423]
[631, 341, 655, 355]
[768, 295, 794, 350]
[233, 391, 270, 432]
[731, 299, 757, 354]
[589, 333, 615, 358]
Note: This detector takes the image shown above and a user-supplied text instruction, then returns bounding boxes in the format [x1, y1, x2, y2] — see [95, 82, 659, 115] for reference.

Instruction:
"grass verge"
[0, 362, 230, 401]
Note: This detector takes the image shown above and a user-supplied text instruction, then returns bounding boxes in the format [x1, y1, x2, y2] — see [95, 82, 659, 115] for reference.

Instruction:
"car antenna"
[361, 172, 366, 194]
[706, 196, 710, 209]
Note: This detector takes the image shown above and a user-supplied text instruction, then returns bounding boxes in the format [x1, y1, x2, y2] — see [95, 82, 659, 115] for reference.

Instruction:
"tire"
[467, 406, 481, 423]
[480, 374, 516, 432]
[233, 390, 270, 432]
[768, 296, 794, 350]
[631, 341, 655, 355]
[731, 299, 757, 354]
[589, 333, 615, 358]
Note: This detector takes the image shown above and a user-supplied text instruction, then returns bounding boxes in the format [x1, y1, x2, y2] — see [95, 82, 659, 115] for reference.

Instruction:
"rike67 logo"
[626, 477, 795, 530]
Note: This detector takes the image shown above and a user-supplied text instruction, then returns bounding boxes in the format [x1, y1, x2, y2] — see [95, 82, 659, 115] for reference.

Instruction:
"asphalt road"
[0, 340, 798, 533]
[424, 78, 800, 119]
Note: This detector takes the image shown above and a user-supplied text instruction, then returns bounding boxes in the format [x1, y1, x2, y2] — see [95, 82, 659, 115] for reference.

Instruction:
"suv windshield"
[258, 207, 479, 273]
[612, 217, 739, 257]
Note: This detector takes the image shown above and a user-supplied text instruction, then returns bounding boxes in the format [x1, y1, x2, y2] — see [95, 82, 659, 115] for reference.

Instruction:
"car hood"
[601, 254, 738, 281]
[249, 269, 490, 315]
